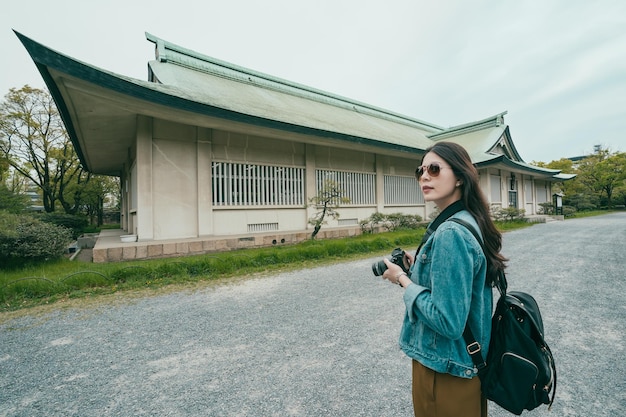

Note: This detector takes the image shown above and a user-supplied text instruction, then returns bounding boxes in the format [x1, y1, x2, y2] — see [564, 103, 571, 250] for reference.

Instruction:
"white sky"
[2, 0, 625, 163]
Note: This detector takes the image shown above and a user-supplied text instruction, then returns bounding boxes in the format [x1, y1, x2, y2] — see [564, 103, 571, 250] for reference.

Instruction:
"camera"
[372, 247, 409, 276]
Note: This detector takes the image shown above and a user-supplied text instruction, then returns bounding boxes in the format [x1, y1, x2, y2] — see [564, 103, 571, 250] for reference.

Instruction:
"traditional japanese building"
[15, 31, 574, 262]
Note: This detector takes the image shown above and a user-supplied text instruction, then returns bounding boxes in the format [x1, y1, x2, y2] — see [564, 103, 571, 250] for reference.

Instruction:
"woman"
[382, 142, 506, 417]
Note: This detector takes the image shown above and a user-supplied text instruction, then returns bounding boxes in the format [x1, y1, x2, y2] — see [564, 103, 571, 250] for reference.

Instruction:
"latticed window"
[508, 191, 518, 208]
[212, 162, 304, 206]
[315, 169, 375, 205]
[384, 175, 424, 205]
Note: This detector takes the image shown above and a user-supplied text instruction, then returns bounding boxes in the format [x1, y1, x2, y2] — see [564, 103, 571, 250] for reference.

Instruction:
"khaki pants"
[412, 360, 487, 417]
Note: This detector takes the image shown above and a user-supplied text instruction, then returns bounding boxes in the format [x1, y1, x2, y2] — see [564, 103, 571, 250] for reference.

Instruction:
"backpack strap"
[447, 217, 491, 371]
[448, 218, 507, 295]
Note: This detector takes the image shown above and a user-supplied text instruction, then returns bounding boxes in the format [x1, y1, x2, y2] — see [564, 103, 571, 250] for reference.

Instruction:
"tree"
[577, 149, 626, 208]
[308, 179, 350, 239]
[72, 175, 120, 226]
[0, 153, 10, 184]
[598, 152, 626, 208]
[0, 86, 107, 219]
[536, 158, 576, 195]
[534, 147, 626, 211]
[0, 184, 29, 213]
[0, 86, 68, 212]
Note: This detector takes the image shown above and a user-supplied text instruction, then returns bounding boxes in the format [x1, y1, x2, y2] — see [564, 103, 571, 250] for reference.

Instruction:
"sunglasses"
[415, 163, 452, 179]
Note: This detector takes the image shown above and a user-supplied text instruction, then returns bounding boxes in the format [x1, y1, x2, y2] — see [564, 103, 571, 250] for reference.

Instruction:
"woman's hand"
[403, 252, 414, 270]
[382, 259, 406, 286]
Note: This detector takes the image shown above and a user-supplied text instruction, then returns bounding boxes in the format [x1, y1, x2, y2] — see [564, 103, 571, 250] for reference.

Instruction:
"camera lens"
[371, 260, 387, 276]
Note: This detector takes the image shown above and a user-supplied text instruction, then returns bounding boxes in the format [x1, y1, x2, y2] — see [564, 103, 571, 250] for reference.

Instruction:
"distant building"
[16, 31, 575, 261]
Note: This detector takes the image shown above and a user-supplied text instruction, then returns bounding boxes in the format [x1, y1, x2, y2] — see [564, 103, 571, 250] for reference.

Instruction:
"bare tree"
[308, 179, 350, 239]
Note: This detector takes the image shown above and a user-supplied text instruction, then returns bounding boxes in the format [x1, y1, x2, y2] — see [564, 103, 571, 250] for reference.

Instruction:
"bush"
[359, 212, 386, 233]
[491, 207, 526, 222]
[37, 212, 88, 239]
[383, 213, 423, 231]
[0, 185, 30, 213]
[562, 205, 577, 217]
[0, 211, 73, 265]
[360, 212, 423, 233]
[576, 201, 597, 212]
[537, 202, 553, 215]
[565, 193, 598, 212]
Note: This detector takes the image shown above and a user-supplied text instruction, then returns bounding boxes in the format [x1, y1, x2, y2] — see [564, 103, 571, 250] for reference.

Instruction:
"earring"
[456, 182, 461, 187]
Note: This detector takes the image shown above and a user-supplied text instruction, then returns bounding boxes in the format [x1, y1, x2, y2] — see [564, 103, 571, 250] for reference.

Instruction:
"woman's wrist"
[395, 272, 407, 286]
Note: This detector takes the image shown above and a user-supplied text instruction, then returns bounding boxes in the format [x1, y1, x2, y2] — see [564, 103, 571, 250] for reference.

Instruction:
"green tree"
[540, 158, 576, 195]
[70, 175, 119, 226]
[0, 153, 10, 184]
[577, 149, 626, 208]
[534, 147, 626, 211]
[0, 86, 69, 212]
[0, 86, 113, 220]
[0, 184, 29, 213]
[308, 179, 350, 239]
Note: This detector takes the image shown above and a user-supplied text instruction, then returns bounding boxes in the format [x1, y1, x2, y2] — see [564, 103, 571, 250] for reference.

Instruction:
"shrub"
[0, 185, 30, 213]
[0, 211, 73, 265]
[576, 201, 597, 212]
[360, 212, 423, 233]
[562, 205, 577, 217]
[492, 207, 526, 222]
[37, 212, 88, 239]
[565, 193, 598, 212]
[537, 202, 553, 215]
[359, 212, 386, 233]
[383, 213, 423, 231]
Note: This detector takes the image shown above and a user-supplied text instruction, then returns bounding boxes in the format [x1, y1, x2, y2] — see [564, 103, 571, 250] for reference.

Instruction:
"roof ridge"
[428, 111, 508, 139]
[145, 32, 444, 133]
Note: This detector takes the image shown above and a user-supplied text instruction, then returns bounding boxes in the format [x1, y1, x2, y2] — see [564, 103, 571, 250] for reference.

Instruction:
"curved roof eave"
[554, 173, 577, 180]
[495, 125, 524, 162]
[475, 154, 574, 180]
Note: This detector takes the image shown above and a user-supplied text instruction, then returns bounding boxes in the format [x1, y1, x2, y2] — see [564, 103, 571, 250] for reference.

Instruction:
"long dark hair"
[420, 141, 507, 286]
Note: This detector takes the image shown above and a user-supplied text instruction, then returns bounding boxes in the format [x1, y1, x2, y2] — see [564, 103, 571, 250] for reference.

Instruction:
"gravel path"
[1, 212, 625, 417]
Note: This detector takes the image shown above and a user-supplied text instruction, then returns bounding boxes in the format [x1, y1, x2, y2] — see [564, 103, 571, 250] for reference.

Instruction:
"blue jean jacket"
[399, 210, 493, 378]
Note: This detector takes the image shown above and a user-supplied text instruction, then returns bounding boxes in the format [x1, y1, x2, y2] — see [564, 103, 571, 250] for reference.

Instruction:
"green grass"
[0, 221, 534, 313]
[494, 219, 534, 232]
[566, 209, 620, 219]
[0, 228, 425, 312]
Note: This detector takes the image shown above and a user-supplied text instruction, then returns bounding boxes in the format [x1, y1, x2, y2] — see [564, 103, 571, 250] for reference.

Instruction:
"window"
[508, 175, 518, 208]
[212, 162, 304, 206]
[316, 169, 375, 205]
[384, 175, 424, 205]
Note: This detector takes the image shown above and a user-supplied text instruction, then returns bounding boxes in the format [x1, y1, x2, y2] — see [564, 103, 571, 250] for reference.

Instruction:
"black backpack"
[449, 218, 557, 415]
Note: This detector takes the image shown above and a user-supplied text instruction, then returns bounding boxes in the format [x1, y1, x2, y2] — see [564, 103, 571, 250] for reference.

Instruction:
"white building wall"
[151, 121, 198, 239]
[197, 127, 213, 236]
[129, 119, 557, 241]
[213, 208, 305, 235]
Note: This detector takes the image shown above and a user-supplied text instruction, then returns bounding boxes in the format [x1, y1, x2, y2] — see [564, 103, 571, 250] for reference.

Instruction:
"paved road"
[1, 213, 625, 417]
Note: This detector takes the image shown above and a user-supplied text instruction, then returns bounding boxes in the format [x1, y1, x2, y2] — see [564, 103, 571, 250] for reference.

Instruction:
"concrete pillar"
[197, 127, 213, 236]
[305, 143, 316, 230]
[136, 115, 154, 240]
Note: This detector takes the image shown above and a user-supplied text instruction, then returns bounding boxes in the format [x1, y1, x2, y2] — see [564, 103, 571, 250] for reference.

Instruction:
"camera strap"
[416, 200, 466, 255]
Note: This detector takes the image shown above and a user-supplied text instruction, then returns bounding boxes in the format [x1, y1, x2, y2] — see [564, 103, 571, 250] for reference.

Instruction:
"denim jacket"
[399, 210, 492, 378]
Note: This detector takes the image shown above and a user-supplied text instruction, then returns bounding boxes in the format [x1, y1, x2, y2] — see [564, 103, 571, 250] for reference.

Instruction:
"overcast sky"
[2, 0, 625, 163]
